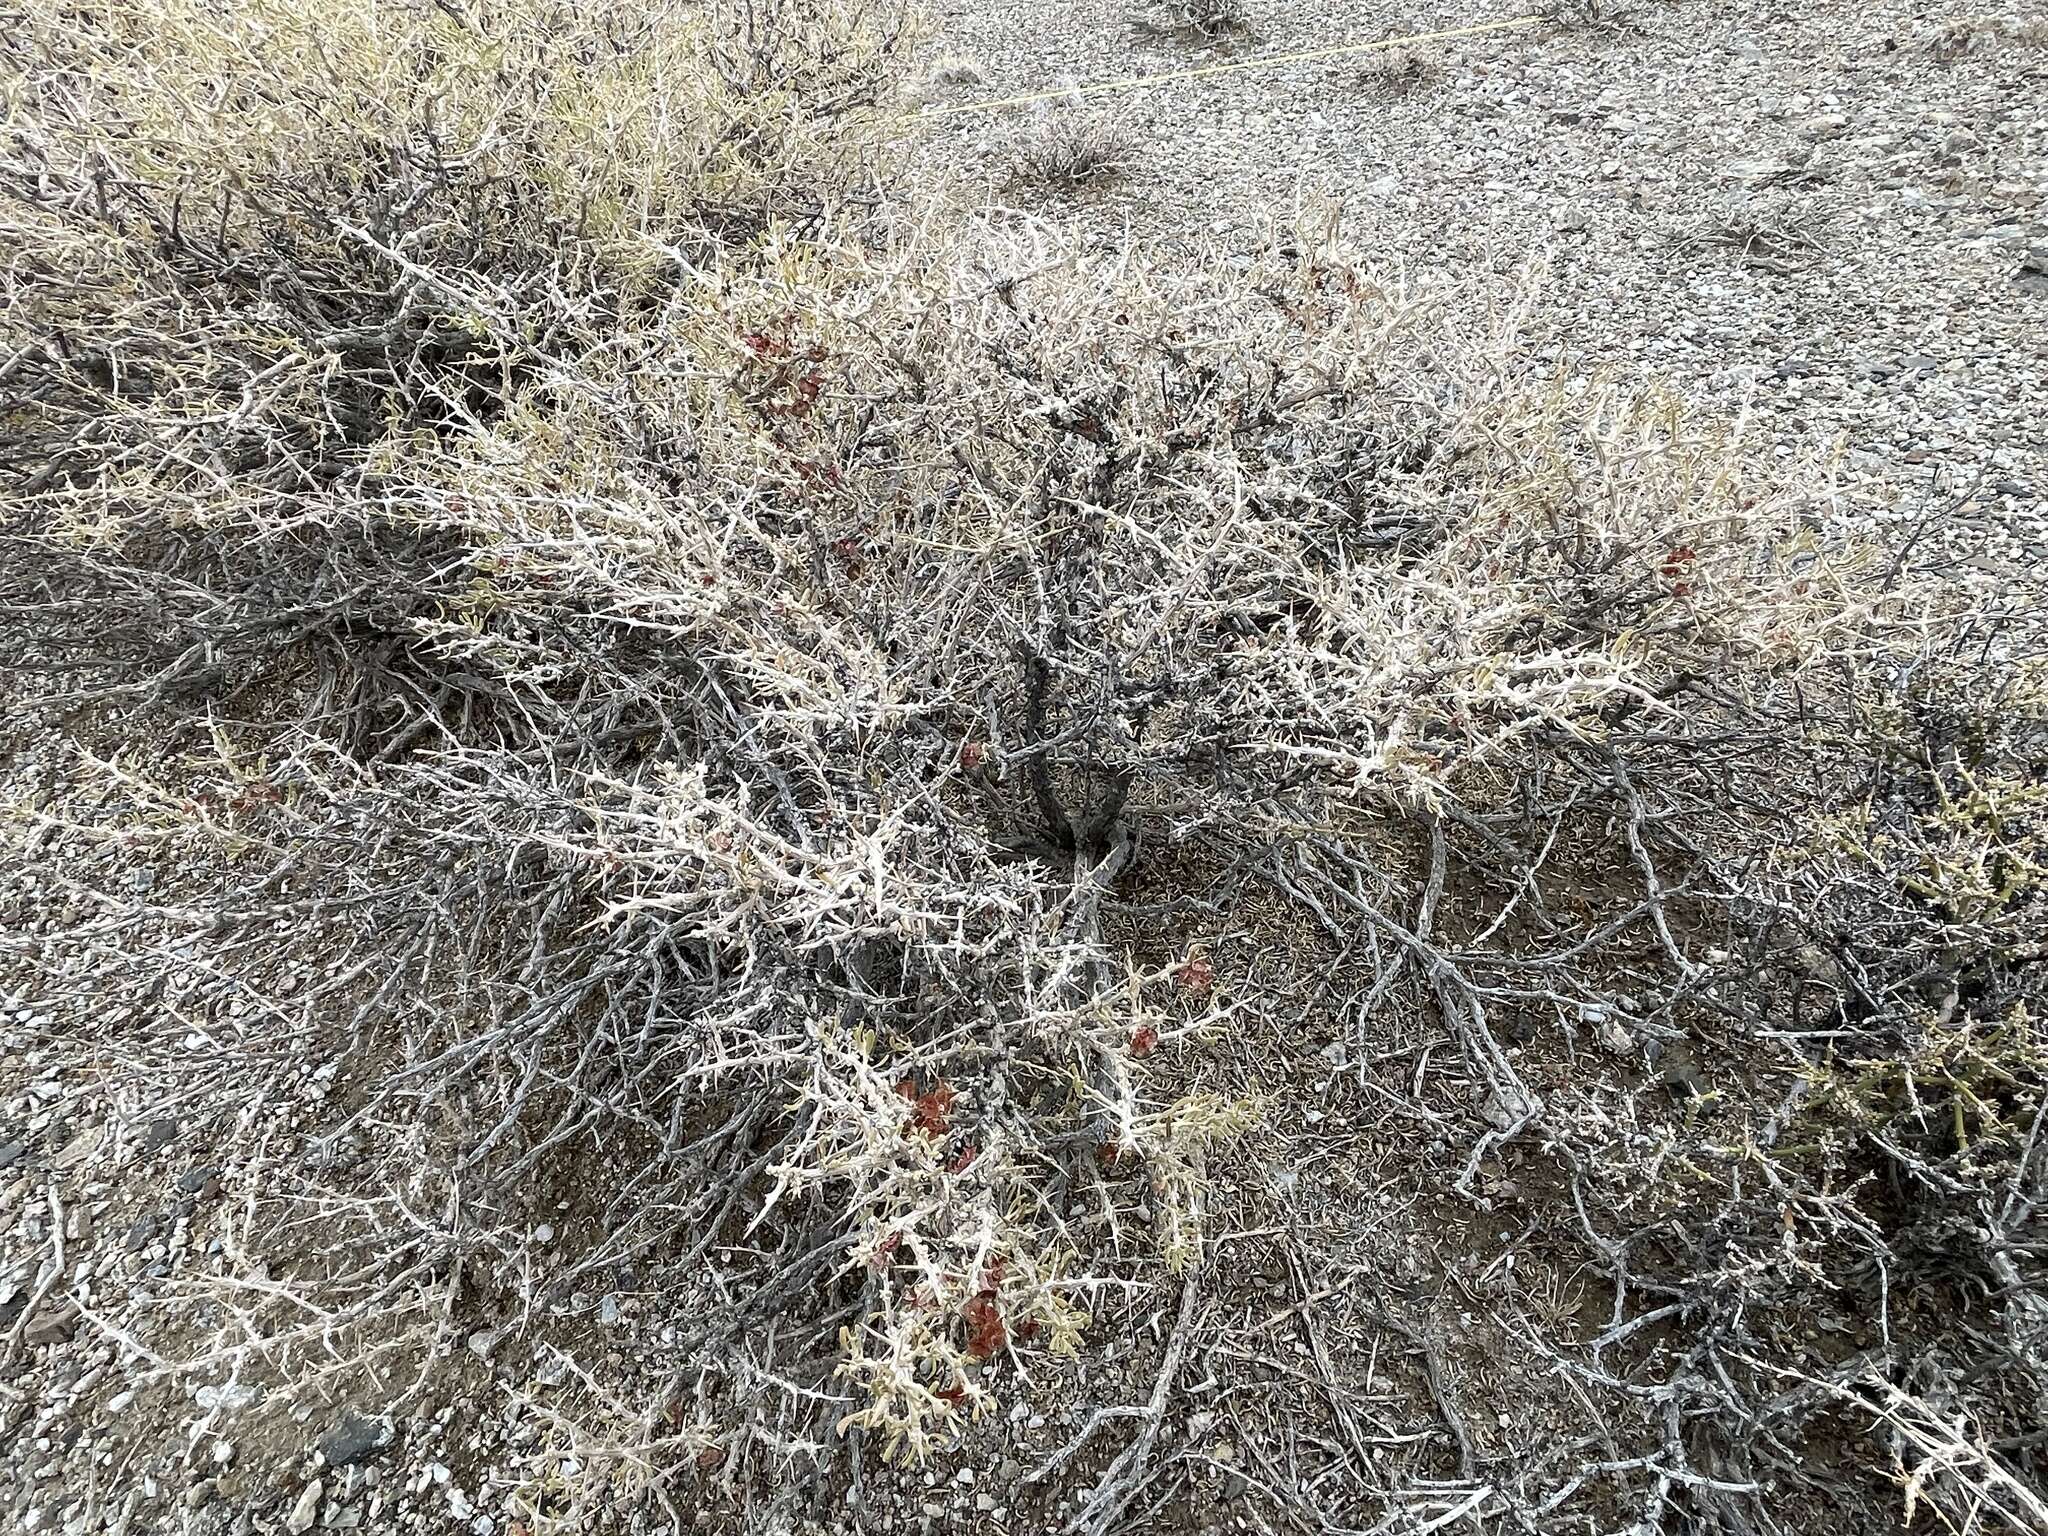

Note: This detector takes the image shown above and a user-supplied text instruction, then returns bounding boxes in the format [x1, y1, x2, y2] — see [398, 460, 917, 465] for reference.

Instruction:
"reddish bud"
[1130, 1024, 1159, 1058]
[1174, 957, 1215, 996]
[963, 1292, 1006, 1359]
[900, 1079, 956, 1138]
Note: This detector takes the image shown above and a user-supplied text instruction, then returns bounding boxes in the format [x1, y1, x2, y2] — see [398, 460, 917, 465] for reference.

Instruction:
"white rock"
[1482, 1085, 1543, 1131]
[193, 1383, 260, 1413]
[287, 1482, 323, 1535]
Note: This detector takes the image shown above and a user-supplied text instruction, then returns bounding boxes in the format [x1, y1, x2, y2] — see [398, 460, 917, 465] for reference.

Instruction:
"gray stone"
[177, 1166, 219, 1195]
[23, 1306, 79, 1347]
[317, 1414, 390, 1469]
[1663, 1061, 1706, 1102]
[466, 1329, 504, 1361]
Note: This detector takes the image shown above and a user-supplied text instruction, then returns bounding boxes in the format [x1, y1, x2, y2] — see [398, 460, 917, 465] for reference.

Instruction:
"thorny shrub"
[1925, 14, 2048, 60]
[1006, 103, 1136, 189]
[1144, 0, 1250, 41]
[2, 0, 2046, 1527]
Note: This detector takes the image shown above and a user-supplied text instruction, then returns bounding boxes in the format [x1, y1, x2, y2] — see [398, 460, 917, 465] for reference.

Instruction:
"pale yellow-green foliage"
[1807, 1005, 2046, 1169]
[5, 0, 906, 276]
[1798, 657, 2048, 938]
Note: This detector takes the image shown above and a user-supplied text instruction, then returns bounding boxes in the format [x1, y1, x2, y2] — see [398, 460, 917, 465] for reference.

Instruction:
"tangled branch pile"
[2, 1, 2044, 1531]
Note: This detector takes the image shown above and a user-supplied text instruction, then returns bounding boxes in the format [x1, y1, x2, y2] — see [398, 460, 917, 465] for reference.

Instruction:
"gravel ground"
[905, 0, 2048, 563]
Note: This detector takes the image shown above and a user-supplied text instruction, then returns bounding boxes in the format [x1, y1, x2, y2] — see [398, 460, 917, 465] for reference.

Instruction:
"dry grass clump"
[922, 51, 991, 87]
[1925, 13, 2048, 60]
[1540, 0, 1645, 35]
[1007, 103, 1137, 188]
[1136, 0, 1250, 41]
[1359, 44, 1446, 97]
[3, 0, 2046, 1527]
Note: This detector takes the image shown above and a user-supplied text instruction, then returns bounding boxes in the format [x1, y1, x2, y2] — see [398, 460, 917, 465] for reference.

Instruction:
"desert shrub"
[0, 0, 910, 505]
[1926, 14, 2048, 59]
[3, 0, 2046, 1527]
[1541, 0, 1644, 33]
[922, 52, 990, 87]
[1007, 103, 1136, 188]
[1140, 0, 1250, 40]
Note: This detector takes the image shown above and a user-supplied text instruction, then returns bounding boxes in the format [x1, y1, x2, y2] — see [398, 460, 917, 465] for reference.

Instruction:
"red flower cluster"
[738, 319, 828, 419]
[962, 1291, 1005, 1360]
[1661, 544, 1696, 598]
[963, 1258, 1013, 1359]
[896, 1077, 956, 1138]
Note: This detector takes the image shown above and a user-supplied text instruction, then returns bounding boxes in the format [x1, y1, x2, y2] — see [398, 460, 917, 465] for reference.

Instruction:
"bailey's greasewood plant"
[3, 0, 2043, 1527]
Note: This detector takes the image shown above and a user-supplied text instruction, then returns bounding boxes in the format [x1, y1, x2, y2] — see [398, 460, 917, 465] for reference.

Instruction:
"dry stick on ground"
[1028, 1270, 1206, 1535]
[1282, 835, 1540, 1191]
[1368, 1304, 1479, 1483]
[0, 1186, 68, 1371]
